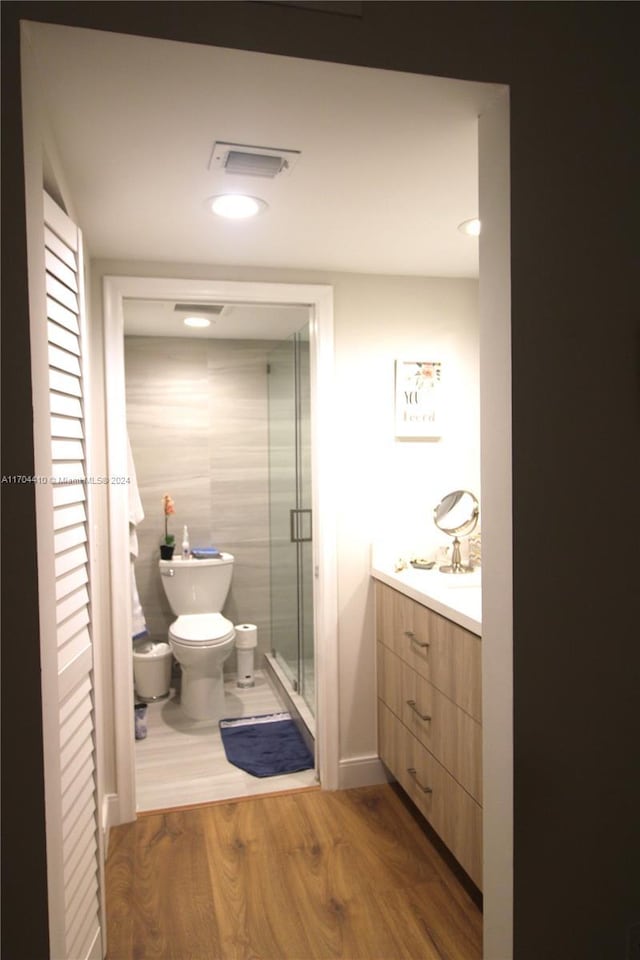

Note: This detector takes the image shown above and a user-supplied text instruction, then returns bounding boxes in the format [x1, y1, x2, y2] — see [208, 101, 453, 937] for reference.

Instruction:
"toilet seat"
[169, 613, 235, 647]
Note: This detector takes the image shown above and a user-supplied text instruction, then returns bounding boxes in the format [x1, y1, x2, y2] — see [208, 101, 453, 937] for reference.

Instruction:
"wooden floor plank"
[201, 798, 318, 960]
[104, 821, 136, 959]
[106, 784, 482, 960]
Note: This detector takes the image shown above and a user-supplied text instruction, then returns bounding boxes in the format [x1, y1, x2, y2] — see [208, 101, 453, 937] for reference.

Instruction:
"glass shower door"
[268, 324, 314, 714]
[296, 327, 314, 709]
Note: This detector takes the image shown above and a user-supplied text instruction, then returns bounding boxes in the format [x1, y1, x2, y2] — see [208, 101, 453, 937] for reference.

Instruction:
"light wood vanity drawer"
[378, 700, 482, 889]
[375, 581, 481, 722]
[377, 642, 482, 803]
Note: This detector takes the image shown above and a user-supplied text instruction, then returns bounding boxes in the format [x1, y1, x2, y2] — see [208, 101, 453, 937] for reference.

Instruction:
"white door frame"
[103, 275, 338, 822]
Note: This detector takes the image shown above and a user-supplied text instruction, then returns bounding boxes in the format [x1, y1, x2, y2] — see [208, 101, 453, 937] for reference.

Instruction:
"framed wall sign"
[394, 360, 443, 438]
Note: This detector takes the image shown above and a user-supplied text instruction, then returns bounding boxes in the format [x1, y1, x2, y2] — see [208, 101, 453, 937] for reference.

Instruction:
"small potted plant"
[160, 494, 176, 559]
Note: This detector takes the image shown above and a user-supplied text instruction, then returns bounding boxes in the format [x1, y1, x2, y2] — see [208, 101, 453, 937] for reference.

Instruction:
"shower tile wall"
[125, 336, 273, 667]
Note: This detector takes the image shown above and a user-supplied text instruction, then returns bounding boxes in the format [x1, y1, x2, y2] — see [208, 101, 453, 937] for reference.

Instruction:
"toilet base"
[179, 667, 226, 721]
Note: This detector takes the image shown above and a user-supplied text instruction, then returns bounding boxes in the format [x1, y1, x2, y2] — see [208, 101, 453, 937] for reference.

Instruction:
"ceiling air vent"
[209, 141, 301, 178]
[173, 303, 225, 315]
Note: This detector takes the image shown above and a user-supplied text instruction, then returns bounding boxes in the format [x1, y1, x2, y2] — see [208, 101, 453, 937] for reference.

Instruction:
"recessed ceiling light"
[210, 194, 267, 219]
[458, 218, 481, 236]
[183, 316, 211, 328]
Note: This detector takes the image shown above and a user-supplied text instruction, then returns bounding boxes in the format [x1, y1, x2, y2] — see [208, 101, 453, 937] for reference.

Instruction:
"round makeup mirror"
[433, 490, 479, 573]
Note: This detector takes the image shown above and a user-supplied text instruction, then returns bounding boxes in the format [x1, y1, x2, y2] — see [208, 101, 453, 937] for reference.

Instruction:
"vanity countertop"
[371, 556, 482, 636]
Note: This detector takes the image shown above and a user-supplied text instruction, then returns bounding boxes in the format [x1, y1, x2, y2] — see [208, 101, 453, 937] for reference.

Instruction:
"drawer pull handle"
[407, 767, 433, 794]
[406, 699, 431, 722]
[404, 630, 430, 648]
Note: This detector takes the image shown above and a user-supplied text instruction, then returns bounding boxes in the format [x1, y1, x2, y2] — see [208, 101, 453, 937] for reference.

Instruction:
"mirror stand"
[433, 489, 479, 574]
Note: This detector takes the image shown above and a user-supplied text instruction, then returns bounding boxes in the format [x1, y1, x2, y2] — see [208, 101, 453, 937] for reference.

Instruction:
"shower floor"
[134, 669, 318, 813]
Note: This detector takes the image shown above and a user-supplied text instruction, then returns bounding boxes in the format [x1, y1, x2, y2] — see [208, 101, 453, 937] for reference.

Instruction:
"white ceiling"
[29, 22, 498, 279]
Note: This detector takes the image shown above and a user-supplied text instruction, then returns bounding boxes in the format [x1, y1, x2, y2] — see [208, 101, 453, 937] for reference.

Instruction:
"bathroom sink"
[437, 571, 481, 589]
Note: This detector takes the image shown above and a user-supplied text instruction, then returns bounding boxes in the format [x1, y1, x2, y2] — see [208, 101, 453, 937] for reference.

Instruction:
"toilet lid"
[169, 613, 235, 646]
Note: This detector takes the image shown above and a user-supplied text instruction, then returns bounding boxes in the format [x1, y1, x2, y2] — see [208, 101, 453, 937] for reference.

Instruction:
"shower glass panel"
[268, 323, 314, 715]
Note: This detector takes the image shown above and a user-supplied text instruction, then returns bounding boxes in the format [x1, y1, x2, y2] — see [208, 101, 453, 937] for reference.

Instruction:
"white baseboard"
[101, 793, 119, 858]
[338, 754, 392, 789]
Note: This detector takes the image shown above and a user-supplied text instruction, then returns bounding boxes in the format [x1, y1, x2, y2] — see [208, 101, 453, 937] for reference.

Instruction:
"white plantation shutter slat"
[63, 820, 97, 881]
[54, 544, 88, 579]
[71, 917, 101, 960]
[46, 272, 79, 313]
[60, 736, 93, 796]
[56, 608, 90, 648]
[49, 367, 82, 398]
[49, 343, 82, 376]
[52, 438, 84, 461]
[47, 296, 80, 335]
[63, 802, 95, 884]
[56, 565, 89, 602]
[51, 415, 84, 439]
[67, 890, 99, 960]
[48, 319, 81, 356]
[52, 483, 86, 508]
[45, 248, 79, 292]
[64, 831, 96, 892]
[60, 676, 92, 729]
[65, 840, 97, 920]
[54, 522, 87, 554]
[45, 225, 77, 269]
[51, 462, 85, 483]
[65, 839, 98, 920]
[56, 586, 90, 626]
[62, 774, 95, 842]
[58, 625, 91, 674]
[60, 716, 93, 786]
[53, 501, 86, 531]
[50, 390, 83, 417]
[58, 647, 93, 703]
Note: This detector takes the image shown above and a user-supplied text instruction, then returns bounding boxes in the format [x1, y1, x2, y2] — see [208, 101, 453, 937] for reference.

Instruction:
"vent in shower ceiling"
[209, 141, 301, 178]
[173, 302, 226, 315]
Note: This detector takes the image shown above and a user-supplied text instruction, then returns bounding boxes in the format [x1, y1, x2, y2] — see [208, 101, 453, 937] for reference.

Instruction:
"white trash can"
[235, 624, 258, 688]
[133, 639, 173, 701]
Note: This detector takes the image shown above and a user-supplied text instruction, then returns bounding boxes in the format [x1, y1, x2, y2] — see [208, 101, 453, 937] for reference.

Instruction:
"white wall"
[91, 258, 479, 789]
[479, 88, 513, 957]
[331, 275, 479, 762]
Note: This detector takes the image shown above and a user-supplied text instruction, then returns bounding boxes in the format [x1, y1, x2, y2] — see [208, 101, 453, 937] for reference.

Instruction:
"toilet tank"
[159, 554, 234, 614]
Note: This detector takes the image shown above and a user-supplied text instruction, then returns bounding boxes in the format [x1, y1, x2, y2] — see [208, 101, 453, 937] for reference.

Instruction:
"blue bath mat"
[219, 711, 314, 778]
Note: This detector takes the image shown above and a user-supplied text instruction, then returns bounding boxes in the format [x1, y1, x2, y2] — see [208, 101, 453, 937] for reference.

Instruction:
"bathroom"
[124, 298, 319, 810]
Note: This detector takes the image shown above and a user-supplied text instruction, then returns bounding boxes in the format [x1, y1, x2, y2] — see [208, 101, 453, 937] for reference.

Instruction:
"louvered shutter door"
[42, 193, 103, 960]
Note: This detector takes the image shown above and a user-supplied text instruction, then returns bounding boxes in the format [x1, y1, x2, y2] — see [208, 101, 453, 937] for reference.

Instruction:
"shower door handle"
[290, 508, 312, 543]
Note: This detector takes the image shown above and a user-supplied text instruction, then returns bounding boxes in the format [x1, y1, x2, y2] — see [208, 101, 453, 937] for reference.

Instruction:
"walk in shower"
[266, 323, 315, 733]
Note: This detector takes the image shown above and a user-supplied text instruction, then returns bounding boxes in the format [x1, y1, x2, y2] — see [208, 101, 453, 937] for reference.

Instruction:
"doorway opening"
[104, 277, 337, 820]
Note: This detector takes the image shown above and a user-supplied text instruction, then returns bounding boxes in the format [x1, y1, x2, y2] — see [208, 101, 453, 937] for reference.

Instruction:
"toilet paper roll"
[234, 623, 258, 649]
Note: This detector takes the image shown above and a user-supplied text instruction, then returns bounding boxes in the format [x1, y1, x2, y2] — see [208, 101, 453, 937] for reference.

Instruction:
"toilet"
[158, 554, 235, 721]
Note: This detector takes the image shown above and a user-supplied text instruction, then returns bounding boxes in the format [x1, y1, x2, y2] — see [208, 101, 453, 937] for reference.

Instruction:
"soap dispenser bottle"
[182, 525, 190, 560]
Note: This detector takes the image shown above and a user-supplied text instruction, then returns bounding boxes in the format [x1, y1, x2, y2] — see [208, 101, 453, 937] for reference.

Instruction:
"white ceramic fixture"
[159, 554, 236, 720]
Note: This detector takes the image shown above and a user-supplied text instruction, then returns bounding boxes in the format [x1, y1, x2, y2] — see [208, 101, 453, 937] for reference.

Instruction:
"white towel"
[127, 435, 144, 558]
[127, 434, 148, 639]
[131, 560, 148, 640]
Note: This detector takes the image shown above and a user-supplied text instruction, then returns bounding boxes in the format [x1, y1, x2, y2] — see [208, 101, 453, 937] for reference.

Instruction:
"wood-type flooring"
[106, 783, 482, 960]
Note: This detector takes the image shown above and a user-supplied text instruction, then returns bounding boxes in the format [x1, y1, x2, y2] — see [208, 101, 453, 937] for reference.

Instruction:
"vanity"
[372, 558, 483, 889]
